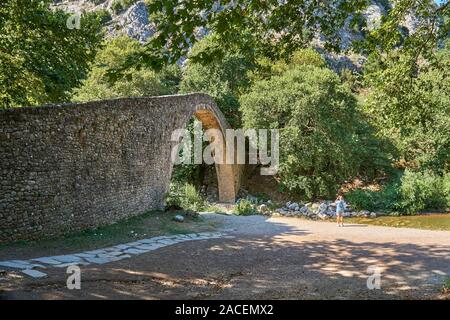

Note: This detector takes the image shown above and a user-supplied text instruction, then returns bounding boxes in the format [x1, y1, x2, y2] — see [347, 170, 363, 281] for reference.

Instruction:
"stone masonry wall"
[0, 93, 232, 243]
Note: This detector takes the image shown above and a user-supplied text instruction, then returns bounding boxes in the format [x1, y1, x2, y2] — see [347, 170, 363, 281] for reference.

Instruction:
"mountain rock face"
[54, 0, 419, 72]
[110, 1, 154, 42]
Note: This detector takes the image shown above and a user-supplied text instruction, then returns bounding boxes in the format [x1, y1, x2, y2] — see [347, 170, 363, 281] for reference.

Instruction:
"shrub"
[166, 183, 205, 212]
[442, 278, 450, 294]
[346, 189, 378, 211]
[346, 181, 400, 212]
[347, 170, 449, 214]
[235, 199, 257, 216]
[398, 170, 448, 214]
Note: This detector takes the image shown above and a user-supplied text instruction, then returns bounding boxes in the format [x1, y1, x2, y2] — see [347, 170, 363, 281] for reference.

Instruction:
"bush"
[398, 170, 448, 214]
[235, 199, 257, 216]
[347, 181, 400, 212]
[346, 189, 378, 211]
[166, 183, 205, 212]
[347, 170, 449, 214]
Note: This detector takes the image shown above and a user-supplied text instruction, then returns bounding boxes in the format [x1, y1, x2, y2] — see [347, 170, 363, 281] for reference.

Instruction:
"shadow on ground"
[0, 217, 449, 300]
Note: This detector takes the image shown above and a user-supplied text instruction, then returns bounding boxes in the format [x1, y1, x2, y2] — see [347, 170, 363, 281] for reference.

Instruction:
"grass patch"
[0, 211, 221, 255]
[442, 278, 450, 294]
[347, 214, 450, 231]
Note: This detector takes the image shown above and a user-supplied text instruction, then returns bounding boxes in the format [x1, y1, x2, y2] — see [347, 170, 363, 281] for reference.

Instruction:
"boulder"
[316, 203, 328, 215]
[358, 210, 370, 217]
[318, 212, 328, 220]
[173, 215, 185, 222]
[300, 206, 311, 215]
[272, 212, 282, 217]
[258, 204, 269, 213]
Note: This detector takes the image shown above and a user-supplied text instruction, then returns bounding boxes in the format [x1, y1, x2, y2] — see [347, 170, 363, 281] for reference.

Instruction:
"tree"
[108, 0, 449, 74]
[0, 0, 104, 108]
[240, 52, 370, 199]
[106, 0, 370, 74]
[363, 41, 450, 173]
[179, 34, 256, 127]
[72, 36, 181, 102]
[361, 0, 450, 66]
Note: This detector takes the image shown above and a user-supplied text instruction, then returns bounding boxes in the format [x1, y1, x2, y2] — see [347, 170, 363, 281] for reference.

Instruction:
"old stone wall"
[0, 94, 238, 243]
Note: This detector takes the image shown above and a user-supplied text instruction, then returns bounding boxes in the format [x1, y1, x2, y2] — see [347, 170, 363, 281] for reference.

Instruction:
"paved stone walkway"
[0, 231, 229, 278]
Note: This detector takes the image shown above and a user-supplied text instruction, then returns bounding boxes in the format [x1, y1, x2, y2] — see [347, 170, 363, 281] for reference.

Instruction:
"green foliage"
[166, 183, 205, 212]
[398, 170, 449, 214]
[143, 0, 368, 67]
[361, 0, 449, 63]
[240, 50, 391, 199]
[235, 199, 257, 216]
[72, 36, 180, 102]
[347, 170, 449, 214]
[90, 0, 107, 5]
[111, 0, 124, 14]
[94, 9, 112, 25]
[363, 46, 450, 173]
[340, 68, 363, 92]
[249, 48, 326, 82]
[443, 278, 450, 294]
[0, 0, 104, 108]
[346, 181, 401, 213]
[122, 0, 138, 8]
[179, 35, 257, 127]
[111, 0, 137, 14]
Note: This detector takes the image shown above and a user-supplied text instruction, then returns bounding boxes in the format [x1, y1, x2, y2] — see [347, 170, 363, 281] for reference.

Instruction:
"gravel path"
[1, 214, 449, 299]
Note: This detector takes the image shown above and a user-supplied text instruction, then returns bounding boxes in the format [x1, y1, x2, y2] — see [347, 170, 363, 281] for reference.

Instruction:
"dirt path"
[1, 214, 449, 300]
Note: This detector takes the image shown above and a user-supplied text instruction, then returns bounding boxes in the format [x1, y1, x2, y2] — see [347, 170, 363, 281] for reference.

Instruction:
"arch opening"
[169, 106, 240, 204]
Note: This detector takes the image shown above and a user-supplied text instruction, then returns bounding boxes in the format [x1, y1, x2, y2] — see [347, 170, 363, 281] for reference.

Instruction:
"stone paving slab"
[123, 248, 148, 255]
[114, 244, 131, 250]
[32, 257, 64, 265]
[0, 231, 226, 278]
[51, 255, 82, 263]
[21, 269, 48, 279]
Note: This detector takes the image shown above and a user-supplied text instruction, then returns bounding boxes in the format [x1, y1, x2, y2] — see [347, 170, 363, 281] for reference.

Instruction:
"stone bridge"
[0, 93, 241, 242]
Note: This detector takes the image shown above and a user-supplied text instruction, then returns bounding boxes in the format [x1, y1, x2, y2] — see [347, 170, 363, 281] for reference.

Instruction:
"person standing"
[335, 195, 346, 227]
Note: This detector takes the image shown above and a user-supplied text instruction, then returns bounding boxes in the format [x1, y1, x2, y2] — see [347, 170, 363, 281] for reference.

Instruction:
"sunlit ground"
[347, 214, 450, 231]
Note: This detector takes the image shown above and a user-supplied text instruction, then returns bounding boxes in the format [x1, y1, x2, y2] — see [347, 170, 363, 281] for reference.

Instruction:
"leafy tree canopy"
[240, 50, 392, 199]
[179, 34, 257, 127]
[361, 0, 450, 65]
[72, 36, 181, 102]
[363, 40, 450, 173]
[0, 0, 104, 108]
[110, 0, 449, 75]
